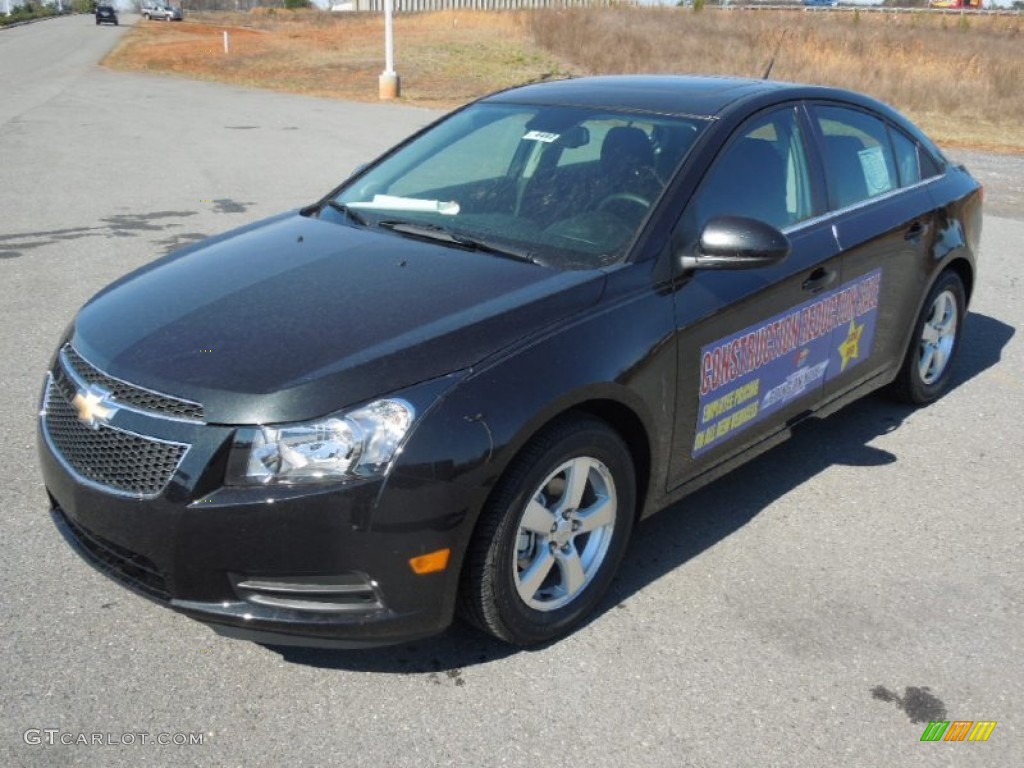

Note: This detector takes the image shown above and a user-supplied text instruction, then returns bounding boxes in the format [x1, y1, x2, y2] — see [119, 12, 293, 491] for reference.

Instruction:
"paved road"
[1, 15, 1022, 768]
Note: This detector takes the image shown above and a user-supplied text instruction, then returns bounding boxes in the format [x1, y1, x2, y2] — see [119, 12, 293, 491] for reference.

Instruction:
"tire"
[890, 269, 966, 405]
[459, 416, 636, 646]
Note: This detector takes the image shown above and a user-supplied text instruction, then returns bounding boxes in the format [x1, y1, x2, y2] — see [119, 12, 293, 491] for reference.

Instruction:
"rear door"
[807, 103, 941, 402]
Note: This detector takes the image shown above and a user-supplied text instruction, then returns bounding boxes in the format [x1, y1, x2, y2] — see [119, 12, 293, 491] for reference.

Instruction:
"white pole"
[378, 0, 400, 99]
[223, 31, 229, 54]
[384, 0, 395, 76]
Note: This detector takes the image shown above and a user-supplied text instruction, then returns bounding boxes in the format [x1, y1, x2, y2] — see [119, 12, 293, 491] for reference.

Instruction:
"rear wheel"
[459, 417, 635, 646]
[891, 269, 966, 404]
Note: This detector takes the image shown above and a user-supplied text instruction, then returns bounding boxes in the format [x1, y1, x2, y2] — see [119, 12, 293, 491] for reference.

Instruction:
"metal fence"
[347, 0, 622, 11]
[732, 3, 1022, 14]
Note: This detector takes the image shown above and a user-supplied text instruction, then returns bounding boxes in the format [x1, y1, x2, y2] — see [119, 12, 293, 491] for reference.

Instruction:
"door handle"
[904, 220, 927, 242]
[802, 267, 837, 294]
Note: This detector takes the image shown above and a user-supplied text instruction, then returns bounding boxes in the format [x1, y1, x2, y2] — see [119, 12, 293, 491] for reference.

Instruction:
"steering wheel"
[597, 192, 652, 214]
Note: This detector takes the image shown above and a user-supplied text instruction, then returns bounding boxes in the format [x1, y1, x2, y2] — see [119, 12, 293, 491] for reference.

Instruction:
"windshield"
[329, 102, 707, 269]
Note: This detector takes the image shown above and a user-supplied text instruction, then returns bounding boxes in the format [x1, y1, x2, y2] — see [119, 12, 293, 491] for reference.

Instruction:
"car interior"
[333, 109, 704, 266]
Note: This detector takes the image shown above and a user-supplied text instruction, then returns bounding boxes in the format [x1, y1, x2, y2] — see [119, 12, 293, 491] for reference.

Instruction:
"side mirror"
[680, 215, 790, 271]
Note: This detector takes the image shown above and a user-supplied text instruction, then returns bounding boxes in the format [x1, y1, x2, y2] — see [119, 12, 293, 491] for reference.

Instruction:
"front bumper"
[46, 500, 448, 648]
[38, 382, 469, 648]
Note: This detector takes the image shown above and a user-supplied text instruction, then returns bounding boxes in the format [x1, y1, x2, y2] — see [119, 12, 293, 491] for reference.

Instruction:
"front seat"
[599, 126, 662, 199]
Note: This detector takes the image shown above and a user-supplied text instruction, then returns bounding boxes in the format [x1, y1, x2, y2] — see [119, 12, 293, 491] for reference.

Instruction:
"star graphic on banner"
[838, 318, 865, 372]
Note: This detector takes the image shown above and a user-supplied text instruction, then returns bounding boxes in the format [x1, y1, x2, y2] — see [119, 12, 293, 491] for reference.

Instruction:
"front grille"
[43, 379, 188, 497]
[53, 505, 170, 602]
[62, 345, 204, 422]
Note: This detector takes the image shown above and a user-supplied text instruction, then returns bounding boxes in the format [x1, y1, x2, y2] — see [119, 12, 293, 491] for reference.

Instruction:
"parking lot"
[1, 15, 1021, 768]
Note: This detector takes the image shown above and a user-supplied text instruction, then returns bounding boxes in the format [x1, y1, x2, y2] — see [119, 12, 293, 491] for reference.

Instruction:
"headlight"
[236, 399, 414, 485]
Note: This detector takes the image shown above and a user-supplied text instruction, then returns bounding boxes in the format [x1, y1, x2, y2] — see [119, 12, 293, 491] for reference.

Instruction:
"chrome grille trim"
[61, 345, 204, 423]
[233, 574, 384, 614]
[41, 376, 190, 498]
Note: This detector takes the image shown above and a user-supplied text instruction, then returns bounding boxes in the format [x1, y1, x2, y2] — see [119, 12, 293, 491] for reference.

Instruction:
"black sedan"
[95, 4, 118, 25]
[38, 76, 981, 648]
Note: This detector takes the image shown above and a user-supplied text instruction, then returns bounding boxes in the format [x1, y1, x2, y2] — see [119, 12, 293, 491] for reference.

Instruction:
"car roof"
[485, 75, 871, 120]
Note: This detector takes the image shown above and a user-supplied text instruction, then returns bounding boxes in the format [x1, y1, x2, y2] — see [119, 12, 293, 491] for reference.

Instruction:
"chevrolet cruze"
[38, 76, 982, 648]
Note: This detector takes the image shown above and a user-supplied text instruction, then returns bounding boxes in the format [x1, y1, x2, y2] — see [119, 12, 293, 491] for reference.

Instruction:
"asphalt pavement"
[1, 14, 1022, 768]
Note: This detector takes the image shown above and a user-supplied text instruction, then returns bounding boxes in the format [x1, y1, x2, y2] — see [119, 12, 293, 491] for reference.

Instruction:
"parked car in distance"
[38, 76, 982, 650]
[94, 4, 118, 24]
[803, 0, 839, 6]
[141, 1, 183, 20]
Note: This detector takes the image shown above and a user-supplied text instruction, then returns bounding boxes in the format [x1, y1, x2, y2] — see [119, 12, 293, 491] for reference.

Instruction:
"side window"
[889, 126, 943, 187]
[889, 127, 921, 187]
[918, 146, 943, 179]
[813, 105, 898, 209]
[692, 107, 812, 232]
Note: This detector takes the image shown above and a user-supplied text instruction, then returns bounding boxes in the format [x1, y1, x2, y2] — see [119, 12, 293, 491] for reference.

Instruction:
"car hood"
[72, 212, 606, 424]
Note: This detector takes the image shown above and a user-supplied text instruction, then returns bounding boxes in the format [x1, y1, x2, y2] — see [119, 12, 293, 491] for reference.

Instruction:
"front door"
[667, 105, 844, 491]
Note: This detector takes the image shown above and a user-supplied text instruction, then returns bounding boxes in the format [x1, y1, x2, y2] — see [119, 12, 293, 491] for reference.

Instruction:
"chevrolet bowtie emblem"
[72, 386, 118, 430]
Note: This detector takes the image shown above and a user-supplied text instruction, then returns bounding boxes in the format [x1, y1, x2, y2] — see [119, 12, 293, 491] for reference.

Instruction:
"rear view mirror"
[680, 215, 790, 271]
[557, 126, 590, 149]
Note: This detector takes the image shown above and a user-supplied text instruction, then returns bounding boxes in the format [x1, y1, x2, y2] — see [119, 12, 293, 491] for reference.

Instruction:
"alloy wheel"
[512, 456, 617, 612]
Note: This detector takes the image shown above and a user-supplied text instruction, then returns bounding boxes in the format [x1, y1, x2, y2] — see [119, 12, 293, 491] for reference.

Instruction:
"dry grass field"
[103, 10, 570, 107]
[103, 8, 1024, 152]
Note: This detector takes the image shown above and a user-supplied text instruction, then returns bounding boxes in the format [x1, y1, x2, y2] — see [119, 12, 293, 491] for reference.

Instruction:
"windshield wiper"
[324, 200, 369, 228]
[378, 221, 544, 266]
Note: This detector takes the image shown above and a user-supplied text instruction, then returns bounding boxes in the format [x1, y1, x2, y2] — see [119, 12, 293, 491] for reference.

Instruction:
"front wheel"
[890, 269, 966, 404]
[459, 417, 636, 646]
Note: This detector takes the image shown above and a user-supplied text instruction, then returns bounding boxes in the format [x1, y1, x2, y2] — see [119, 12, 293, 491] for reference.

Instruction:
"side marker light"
[409, 548, 451, 575]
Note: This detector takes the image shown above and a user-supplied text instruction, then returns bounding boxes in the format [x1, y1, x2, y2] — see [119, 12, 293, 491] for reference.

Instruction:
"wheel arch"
[944, 256, 974, 306]
[477, 392, 655, 533]
[569, 399, 652, 522]
[897, 254, 974, 372]
[454, 395, 653, 642]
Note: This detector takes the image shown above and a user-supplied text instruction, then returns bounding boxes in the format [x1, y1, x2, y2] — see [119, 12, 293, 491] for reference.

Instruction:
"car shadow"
[266, 312, 1013, 674]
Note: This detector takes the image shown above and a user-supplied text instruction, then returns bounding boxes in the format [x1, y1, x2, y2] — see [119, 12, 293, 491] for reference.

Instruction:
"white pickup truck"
[141, 2, 183, 21]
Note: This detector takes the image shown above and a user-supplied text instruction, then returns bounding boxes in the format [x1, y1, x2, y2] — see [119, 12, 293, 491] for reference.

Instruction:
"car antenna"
[762, 30, 787, 80]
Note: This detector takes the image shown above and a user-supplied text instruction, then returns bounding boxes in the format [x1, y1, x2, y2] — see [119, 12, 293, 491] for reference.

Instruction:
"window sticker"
[523, 130, 561, 144]
[693, 269, 882, 456]
[858, 146, 893, 197]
